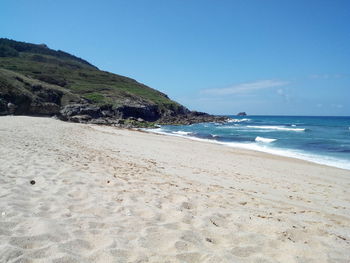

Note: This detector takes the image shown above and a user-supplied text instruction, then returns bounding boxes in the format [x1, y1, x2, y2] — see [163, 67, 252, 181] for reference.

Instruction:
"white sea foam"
[247, 125, 306, 132]
[255, 136, 277, 143]
[291, 124, 296, 127]
[172, 131, 193, 135]
[227, 118, 251, 123]
[218, 125, 249, 129]
[221, 142, 350, 170]
[144, 128, 350, 170]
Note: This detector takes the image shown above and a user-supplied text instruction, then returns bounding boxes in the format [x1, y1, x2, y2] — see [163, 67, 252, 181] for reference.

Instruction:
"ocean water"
[149, 116, 350, 170]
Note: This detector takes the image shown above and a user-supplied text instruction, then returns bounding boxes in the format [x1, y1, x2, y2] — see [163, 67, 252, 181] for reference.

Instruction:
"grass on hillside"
[0, 39, 184, 112]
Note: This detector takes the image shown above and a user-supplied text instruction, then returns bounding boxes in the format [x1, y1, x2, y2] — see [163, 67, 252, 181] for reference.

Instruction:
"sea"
[148, 116, 350, 170]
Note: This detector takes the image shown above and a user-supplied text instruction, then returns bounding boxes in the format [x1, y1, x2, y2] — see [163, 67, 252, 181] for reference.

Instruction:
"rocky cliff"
[0, 38, 228, 126]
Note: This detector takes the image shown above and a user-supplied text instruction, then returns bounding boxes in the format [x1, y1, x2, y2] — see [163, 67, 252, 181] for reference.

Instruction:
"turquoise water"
[151, 116, 350, 170]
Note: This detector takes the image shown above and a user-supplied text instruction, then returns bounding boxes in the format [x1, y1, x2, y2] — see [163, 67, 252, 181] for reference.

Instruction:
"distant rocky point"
[237, 112, 247, 116]
[0, 38, 229, 127]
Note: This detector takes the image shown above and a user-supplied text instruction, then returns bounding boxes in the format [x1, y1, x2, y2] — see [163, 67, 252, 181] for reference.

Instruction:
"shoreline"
[1, 116, 349, 263]
[144, 127, 350, 171]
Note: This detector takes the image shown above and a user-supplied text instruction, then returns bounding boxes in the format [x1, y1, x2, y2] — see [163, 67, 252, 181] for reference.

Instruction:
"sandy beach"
[0, 116, 349, 263]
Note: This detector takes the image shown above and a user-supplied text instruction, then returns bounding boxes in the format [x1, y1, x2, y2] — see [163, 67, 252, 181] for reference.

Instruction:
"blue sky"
[1, 0, 349, 115]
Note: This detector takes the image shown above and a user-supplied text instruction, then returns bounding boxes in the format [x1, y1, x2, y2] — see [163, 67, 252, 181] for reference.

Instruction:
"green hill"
[0, 38, 228, 126]
[0, 38, 190, 123]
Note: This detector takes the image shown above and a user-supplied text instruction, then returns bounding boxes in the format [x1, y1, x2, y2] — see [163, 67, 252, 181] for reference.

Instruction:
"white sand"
[0, 116, 349, 263]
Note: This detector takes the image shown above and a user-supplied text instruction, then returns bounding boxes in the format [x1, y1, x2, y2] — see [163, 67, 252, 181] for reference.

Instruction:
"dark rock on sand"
[159, 111, 229, 125]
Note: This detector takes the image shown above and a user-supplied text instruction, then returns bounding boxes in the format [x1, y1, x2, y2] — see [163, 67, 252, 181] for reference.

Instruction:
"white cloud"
[202, 80, 289, 95]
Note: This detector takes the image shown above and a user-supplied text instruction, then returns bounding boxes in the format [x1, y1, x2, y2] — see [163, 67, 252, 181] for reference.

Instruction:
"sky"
[1, 0, 349, 115]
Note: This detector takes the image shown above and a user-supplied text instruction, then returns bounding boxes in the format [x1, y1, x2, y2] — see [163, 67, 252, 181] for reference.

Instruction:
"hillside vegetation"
[0, 38, 189, 122]
[0, 38, 228, 126]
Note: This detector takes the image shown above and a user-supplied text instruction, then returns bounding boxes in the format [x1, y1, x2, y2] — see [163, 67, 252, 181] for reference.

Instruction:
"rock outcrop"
[159, 111, 229, 125]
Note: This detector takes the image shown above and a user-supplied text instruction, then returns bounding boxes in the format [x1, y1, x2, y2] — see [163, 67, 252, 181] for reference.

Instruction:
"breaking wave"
[247, 125, 306, 132]
[255, 136, 277, 143]
[227, 118, 251, 123]
[172, 131, 193, 135]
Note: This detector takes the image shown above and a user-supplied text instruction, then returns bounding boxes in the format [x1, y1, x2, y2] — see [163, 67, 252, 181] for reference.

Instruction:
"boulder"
[7, 102, 16, 114]
[59, 104, 101, 119]
[70, 114, 92, 123]
[89, 118, 109, 125]
[116, 104, 161, 122]
[29, 102, 60, 115]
